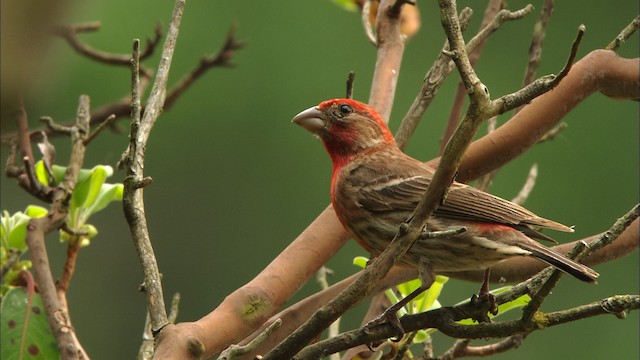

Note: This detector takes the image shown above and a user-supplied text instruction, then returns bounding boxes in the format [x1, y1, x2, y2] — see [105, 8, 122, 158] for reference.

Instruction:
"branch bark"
[121, 0, 186, 336]
[296, 294, 639, 358]
[25, 96, 92, 359]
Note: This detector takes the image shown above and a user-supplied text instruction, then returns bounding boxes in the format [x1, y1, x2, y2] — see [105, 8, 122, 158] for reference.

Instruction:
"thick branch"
[431, 50, 640, 183]
[367, 0, 407, 121]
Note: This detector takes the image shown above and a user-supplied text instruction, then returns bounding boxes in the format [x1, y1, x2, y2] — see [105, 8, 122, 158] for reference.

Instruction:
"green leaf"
[82, 166, 111, 210]
[0, 287, 60, 359]
[34, 161, 49, 187]
[50, 165, 92, 185]
[70, 175, 91, 215]
[418, 275, 448, 313]
[396, 278, 421, 298]
[25, 206, 48, 219]
[6, 213, 30, 251]
[85, 183, 123, 217]
[352, 256, 369, 269]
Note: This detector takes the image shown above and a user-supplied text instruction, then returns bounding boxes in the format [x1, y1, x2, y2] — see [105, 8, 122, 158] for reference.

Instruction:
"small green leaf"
[396, 278, 421, 297]
[83, 166, 110, 209]
[34, 161, 49, 186]
[0, 287, 60, 359]
[85, 183, 123, 217]
[50, 165, 92, 185]
[82, 224, 98, 239]
[24, 206, 48, 219]
[6, 213, 29, 250]
[418, 275, 448, 313]
[70, 174, 92, 213]
[412, 329, 429, 343]
[353, 256, 369, 269]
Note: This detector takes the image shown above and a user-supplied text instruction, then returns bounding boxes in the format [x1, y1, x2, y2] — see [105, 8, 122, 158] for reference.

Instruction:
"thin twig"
[83, 114, 116, 145]
[520, 204, 639, 325]
[440, 339, 470, 360]
[441, 334, 525, 358]
[521, 0, 554, 93]
[55, 22, 162, 66]
[490, 25, 585, 115]
[346, 71, 356, 99]
[605, 15, 640, 51]
[510, 163, 538, 205]
[164, 24, 246, 110]
[397, 4, 536, 150]
[440, 0, 503, 155]
[122, 0, 187, 334]
[217, 319, 282, 360]
[394, 6, 472, 150]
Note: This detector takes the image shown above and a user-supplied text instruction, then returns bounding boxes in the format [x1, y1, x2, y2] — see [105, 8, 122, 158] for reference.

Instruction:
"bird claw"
[470, 291, 499, 323]
[362, 309, 406, 339]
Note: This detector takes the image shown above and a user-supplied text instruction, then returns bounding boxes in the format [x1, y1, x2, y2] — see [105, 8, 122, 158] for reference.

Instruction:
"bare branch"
[491, 25, 585, 115]
[346, 71, 356, 99]
[521, 0, 554, 90]
[368, 0, 408, 121]
[606, 15, 640, 51]
[440, 335, 525, 359]
[55, 22, 162, 66]
[122, 0, 188, 334]
[217, 319, 282, 360]
[165, 24, 246, 110]
[26, 95, 92, 359]
[394, 6, 472, 150]
[440, 0, 504, 154]
[510, 163, 538, 205]
[296, 294, 639, 359]
[83, 114, 116, 145]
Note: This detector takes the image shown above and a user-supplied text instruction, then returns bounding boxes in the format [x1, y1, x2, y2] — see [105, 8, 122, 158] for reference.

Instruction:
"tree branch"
[55, 22, 162, 67]
[440, 0, 507, 154]
[296, 294, 639, 358]
[25, 95, 92, 359]
[606, 15, 640, 51]
[121, 0, 187, 335]
[432, 50, 640, 183]
[367, 0, 408, 121]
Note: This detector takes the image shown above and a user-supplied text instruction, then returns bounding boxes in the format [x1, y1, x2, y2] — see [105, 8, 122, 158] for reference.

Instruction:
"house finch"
[292, 98, 599, 294]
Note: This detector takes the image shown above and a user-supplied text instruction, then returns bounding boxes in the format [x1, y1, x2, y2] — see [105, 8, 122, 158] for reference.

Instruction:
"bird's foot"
[469, 290, 498, 323]
[362, 308, 405, 340]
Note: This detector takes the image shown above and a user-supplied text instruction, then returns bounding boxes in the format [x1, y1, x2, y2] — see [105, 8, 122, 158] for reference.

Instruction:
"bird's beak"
[292, 106, 325, 135]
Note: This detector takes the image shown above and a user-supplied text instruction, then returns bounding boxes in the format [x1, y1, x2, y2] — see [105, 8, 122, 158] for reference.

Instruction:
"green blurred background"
[1, 1, 638, 358]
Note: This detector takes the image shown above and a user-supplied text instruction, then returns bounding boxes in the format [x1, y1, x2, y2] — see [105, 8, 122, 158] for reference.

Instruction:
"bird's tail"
[527, 244, 599, 283]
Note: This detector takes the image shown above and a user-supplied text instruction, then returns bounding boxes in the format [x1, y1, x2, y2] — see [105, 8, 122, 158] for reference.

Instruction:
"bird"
[292, 98, 599, 326]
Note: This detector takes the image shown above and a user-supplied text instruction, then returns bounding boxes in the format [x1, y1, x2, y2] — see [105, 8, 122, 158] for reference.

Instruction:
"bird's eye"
[339, 104, 352, 115]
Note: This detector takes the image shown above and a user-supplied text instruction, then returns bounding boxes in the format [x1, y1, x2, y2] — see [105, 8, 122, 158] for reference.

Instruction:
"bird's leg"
[362, 286, 425, 337]
[470, 268, 498, 322]
[480, 267, 491, 295]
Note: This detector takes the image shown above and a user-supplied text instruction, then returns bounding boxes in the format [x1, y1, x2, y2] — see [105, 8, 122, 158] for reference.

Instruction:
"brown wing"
[356, 171, 573, 237]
